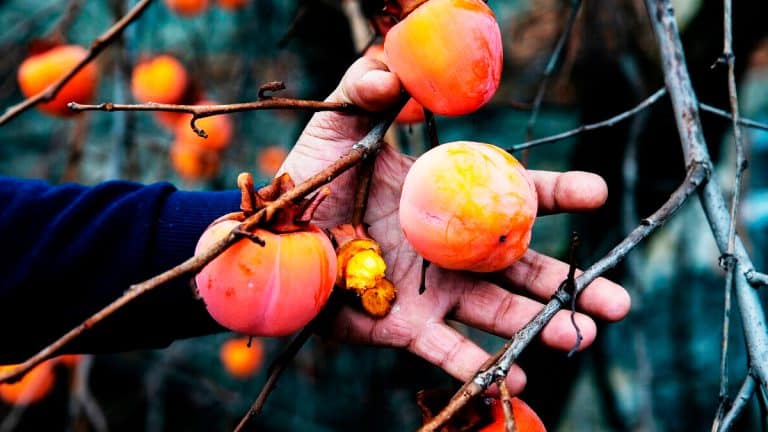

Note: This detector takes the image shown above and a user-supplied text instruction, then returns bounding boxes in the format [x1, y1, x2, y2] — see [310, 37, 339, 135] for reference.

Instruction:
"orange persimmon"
[479, 398, 546, 432]
[164, 0, 208, 15]
[384, 0, 503, 116]
[399, 141, 537, 272]
[194, 219, 337, 336]
[0, 362, 55, 405]
[220, 337, 264, 379]
[131, 54, 189, 104]
[17, 44, 98, 116]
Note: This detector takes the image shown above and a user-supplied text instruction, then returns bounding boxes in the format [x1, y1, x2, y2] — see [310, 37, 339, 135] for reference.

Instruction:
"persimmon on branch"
[0, 0, 153, 126]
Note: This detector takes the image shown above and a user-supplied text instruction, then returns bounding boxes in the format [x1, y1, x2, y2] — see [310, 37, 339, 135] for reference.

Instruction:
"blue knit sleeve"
[0, 176, 240, 363]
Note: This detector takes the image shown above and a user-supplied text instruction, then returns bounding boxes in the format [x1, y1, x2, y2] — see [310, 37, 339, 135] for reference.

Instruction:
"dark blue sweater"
[0, 176, 241, 363]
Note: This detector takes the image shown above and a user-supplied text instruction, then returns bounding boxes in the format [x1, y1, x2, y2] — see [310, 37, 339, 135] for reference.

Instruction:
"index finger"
[528, 170, 608, 215]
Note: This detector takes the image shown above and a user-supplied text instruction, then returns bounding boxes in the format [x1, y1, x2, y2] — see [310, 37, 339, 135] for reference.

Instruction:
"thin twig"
[69, 99, 359, 138]
[0, 112, 399, 385]
[718, 374, 756, 432]
[351, 153, 377, 226]
[419, 162, 709, 432]
[715, 0, 747, 413]
[0, 0, 154, 126]
[524, 0, 582, 142]
[643, 0, 768, 388]
[746, 271, 768, 287]
[496, 378, 517, 432]
[233, 325, 315, 432]
[700, 104, 768, 131]
[509, 88, 667, 152]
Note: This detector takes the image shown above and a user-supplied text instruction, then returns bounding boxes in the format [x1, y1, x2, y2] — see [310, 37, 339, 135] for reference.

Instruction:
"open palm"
[280, 58, 630, 392]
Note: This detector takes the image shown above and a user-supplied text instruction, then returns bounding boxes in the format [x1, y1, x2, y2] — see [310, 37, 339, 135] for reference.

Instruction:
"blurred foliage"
[1, 0, 768, 431]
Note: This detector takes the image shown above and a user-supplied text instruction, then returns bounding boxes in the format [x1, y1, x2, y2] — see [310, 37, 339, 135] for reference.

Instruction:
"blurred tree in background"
[1, 0, 768, 431]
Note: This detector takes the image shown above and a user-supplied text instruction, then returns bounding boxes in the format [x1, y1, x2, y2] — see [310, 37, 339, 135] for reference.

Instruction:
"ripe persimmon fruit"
[0, 362, 56, 405]
[257, 145, 288, 177]
[17, 44, 98, 117]
[194, 218, 337, 336]
[164, 0, 208, 16]
[384, 0, 503, 116]
[220, 337, 264, 379]
[399, 141, 537, 272]
[479, 398, 546, 432]
[131, 54, 189, 104]
[170, 140, 221, 180]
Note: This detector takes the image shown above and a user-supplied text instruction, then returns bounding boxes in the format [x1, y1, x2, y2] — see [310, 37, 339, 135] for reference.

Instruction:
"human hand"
[279, 58, 631, 393]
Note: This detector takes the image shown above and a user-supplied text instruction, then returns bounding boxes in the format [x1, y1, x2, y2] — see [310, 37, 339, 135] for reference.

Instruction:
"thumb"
[328, 56, 402, 111]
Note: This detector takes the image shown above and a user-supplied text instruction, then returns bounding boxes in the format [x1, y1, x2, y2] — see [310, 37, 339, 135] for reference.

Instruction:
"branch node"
[258, 81, 286, 100]
[190, 117, 208, 138]
[719, 253, 737, 272]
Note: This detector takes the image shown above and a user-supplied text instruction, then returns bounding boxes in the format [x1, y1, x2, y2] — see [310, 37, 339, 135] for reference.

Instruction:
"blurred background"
[1, 0, 768, 430]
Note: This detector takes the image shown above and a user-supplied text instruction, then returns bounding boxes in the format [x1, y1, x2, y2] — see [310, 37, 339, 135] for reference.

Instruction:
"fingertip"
[357, 69, 402, 111]
[530, 170, 609, 214]
[541, 311, 597, 351]
[600, 284, 632, 322]
[334, 57, 402, 111]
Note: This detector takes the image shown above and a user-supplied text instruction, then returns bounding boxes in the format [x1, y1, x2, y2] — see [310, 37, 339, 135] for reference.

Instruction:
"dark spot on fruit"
[499, 235, 506, 243]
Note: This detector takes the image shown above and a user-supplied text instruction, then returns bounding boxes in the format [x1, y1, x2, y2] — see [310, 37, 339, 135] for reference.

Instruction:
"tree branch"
[419, 162, 709, 432]
[509, 88, 667, 152]
[643, 0, 768, 388]
[717, 373, 756, 432]
[0, 0, 153, 126]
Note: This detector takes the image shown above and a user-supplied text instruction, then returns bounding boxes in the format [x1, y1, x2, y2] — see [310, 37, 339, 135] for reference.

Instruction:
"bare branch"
[525, 0, 582, 142]
[643, 0, 768, 388]
[0, 0, 153, 126]
[419, 162, 709, 432]
[234, 324, 316, 432]
[717, 374, 756, 432]
[700, 104, 768, 131]
[509, 88, 667, 152]
[746, 270, 768, 287]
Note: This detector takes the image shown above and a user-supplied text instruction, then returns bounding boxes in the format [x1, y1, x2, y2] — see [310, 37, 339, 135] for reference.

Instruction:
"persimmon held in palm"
[17, 44, 98, 116]
[399, 141, 537, 272]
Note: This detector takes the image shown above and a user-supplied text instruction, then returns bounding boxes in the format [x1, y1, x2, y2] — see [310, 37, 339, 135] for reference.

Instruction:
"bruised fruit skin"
[479, 398, 547, 432]
[0, 362, 55, 405]
[131, 55, 189, 104]
[194, 219, 337, 336]
[384, 0, 502, 116]
[17, 45, 98, 116]
[399, 141, 537, 272]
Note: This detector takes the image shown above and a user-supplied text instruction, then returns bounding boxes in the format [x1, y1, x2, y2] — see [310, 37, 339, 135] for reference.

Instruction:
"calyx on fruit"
[194, 173, 337, 336]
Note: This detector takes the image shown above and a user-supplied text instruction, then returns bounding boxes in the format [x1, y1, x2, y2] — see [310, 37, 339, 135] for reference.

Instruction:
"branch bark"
[643, 0, 768, 389]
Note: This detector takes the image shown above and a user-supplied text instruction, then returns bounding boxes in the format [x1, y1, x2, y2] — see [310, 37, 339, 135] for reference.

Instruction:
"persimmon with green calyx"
[194, 173, 337, 336]
[478, 397, 546, 432]
[384, 0, 502, 116]
[399, 141, 537, 272]
[17, 44, 98, 117]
